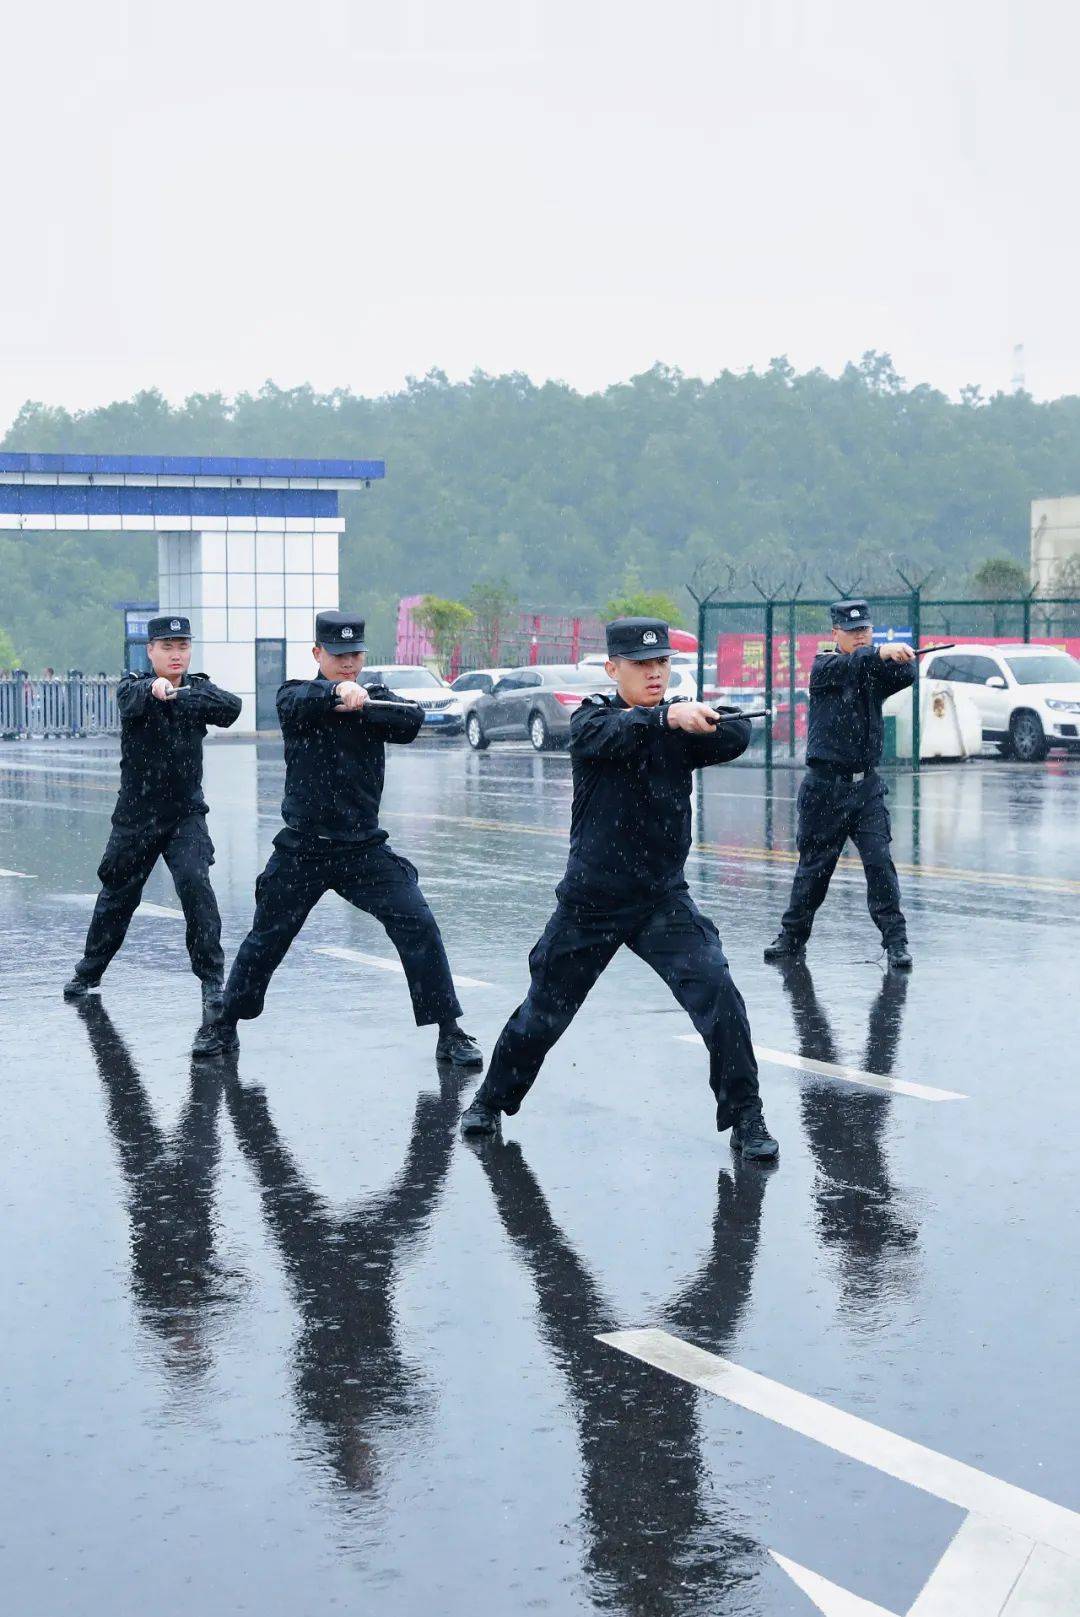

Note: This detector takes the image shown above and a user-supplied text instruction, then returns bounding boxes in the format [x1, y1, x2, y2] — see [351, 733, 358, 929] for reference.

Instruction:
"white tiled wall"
[157, 526, 339, 729]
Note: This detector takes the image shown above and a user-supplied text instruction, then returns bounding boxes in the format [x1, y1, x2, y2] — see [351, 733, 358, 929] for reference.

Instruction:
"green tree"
[7, 354, 1080, 671]
[467, 579, 518, 664]
[411, 596, 474, 674]
[971, 557, 1030, 597]
[602, 586, 685, 626]
[0, 626, 19, 668]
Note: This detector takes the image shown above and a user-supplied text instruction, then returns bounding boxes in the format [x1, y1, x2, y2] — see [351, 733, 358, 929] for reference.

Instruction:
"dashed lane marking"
[51, 894, 184, 919]
[48, 897, 490, 987]
[0, 868, 35, 878]
[676, 1037, 969, 1102]
[379, 810, 1080, 897]
[598, 1330, 1080, 1616]
[5, 791, 1075, 896]
[0, 795, 111, 814]
[313, 944, 490, 990]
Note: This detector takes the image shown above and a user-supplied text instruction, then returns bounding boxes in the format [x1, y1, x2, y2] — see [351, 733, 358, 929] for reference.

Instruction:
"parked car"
[466, 665, 613, 751]
[359, 665, 465, 735]
[448, 668, 514, 713]
[921, 643, 1080, 760]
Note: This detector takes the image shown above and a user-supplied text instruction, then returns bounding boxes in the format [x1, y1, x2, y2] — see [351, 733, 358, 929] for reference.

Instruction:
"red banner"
[715, 632, 1080, 693]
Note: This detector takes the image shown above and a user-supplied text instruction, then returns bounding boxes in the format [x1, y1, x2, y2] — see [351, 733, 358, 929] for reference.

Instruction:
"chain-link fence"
[0, 674, 122, 738]
[696, 591, 1080, 770]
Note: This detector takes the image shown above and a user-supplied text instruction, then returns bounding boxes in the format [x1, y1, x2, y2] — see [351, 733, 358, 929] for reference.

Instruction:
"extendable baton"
[358, 698, 426, 715]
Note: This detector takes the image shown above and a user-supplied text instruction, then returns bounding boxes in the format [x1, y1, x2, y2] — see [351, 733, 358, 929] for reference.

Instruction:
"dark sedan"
[465, 665, 613, 751]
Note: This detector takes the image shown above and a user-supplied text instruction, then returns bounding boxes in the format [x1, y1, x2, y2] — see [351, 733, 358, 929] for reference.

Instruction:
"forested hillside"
[4, 353, 1079, 672]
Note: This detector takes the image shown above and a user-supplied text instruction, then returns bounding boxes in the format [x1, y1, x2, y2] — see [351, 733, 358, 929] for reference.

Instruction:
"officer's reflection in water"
[777, 959, 918, 1313]
[224, 1067, 470, 1495]
[470, 1139, 771, 1614]
[75, 999, 235, 1382]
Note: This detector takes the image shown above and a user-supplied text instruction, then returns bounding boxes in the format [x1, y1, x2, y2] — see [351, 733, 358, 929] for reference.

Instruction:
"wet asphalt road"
[1, 736, 1078, 1616]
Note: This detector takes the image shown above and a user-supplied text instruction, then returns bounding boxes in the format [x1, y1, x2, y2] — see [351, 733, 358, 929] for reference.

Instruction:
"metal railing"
[0, 673, 122, 738]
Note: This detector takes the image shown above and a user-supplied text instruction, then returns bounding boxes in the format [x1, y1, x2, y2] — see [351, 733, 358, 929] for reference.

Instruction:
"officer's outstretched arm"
[276, 679, 341, 731]
[570, 699, 667, 759]
[873, 649, 917, 692]
[358, 684, 425, 745]
[679, 708, 753, 767]
[116, 673, 155, 720]
[809, 646, 877, 691]
[185, 678, 243, 728]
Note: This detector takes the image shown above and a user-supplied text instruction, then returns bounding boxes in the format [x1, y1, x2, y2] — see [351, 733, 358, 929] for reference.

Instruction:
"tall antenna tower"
[1011, 342, 1026, 393]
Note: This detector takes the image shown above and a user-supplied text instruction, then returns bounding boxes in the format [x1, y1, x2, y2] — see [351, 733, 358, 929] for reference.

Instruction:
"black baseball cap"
[830, 599, 873, 630]
[315, 611, 366, 653]
[605, 617, 672, 661]
[147, 614, 191, 640]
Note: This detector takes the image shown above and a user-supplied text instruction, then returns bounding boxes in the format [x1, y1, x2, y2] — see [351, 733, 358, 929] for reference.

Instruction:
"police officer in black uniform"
[764, 599, 916, 969]
[460, 617, 777, 1159]
[64, 614, 241, 1017]
[193, 611, 482, 1067]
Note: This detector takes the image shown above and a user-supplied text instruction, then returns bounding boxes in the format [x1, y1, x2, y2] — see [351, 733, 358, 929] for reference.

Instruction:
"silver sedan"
[465, 665, 614, 751]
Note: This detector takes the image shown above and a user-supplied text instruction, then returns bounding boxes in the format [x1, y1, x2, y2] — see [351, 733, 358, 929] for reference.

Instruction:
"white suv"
[922, 643, 1080, 761]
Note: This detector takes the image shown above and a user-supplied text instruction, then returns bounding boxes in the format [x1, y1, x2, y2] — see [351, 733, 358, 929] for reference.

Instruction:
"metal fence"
[0, 674, 122, 739]
[396, 601, 607, 674]
[697, 592, 1080, 770]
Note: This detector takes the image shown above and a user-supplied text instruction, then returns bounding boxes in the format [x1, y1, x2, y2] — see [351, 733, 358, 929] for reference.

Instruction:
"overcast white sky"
[3, 0, 1078, 428]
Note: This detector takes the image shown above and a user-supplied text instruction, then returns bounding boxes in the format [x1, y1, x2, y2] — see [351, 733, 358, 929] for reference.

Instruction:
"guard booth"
[0, 452, 385, 731]
[119, 603, 158, 674]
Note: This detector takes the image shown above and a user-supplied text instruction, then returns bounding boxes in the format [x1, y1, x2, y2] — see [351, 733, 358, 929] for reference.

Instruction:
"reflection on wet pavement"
[1, 737, 1079, 1615]
[470, 1137, 768, 1613]
[78, 1000, 238, 1385]
[777, 962, 919, 1324]
[226, 1066, 469, 1500]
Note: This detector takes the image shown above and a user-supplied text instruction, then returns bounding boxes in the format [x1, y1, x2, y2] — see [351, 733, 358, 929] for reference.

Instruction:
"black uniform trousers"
[477, 891, 760, 1131]
[76, 812, 224, 985]
[781, 769, 906, 945]
[222, 838, 463, 1027]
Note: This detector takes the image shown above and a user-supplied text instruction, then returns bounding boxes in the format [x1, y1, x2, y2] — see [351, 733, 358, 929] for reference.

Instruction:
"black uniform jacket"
[556, 694, 752, 915]
[113, 672, 241, 826]
[806, 646, 915, 771]
[276, 675, 423, 846]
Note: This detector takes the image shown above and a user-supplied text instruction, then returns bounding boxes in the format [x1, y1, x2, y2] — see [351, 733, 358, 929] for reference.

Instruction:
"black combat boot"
[763, 931, 805, 963]
[436, 1022, 484, 1068]
[460, 1093, 501, 1137]
[886, 941, 913, 970]
[730, 1104, 779, 1162]
[63, 972, 100, 1000]
[192, 1017, 239, 1060]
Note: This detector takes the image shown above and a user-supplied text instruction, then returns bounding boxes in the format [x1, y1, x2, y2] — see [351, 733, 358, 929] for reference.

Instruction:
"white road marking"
[598, 1330, 1080, 1616]
[0, 760, 119, 780]
[674, 1036, 967, 1102]
[0, 867, 35, 878]
[52, 894, 184, 919]
[313, 944, 490, 990]
[0, 795, 110, 815]
[907, 1514, 1033, 1615]
[1002, 1545, 1080, 1614]
[769, 1552, 894, 1615]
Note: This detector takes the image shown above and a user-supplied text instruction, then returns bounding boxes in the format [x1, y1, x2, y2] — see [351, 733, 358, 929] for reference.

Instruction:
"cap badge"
[642, 629, 658, 645]
[849, 608, 859, 619]
[170, 619, 182, 632]
[341, 626, 354, 639]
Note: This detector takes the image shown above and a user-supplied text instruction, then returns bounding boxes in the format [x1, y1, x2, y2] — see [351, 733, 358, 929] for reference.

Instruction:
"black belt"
[808, 762, 875, 783]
